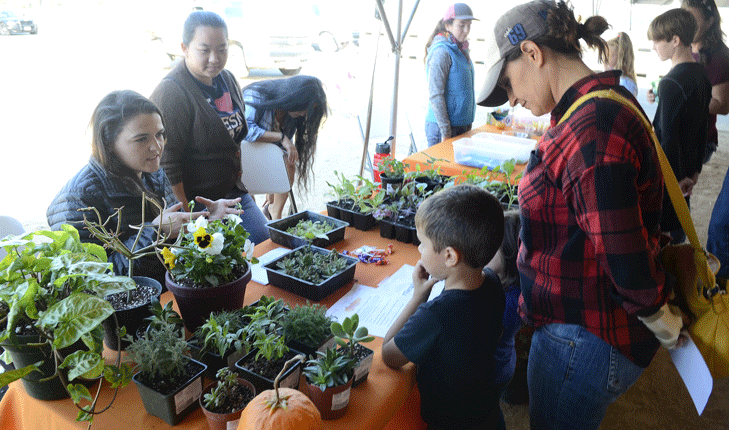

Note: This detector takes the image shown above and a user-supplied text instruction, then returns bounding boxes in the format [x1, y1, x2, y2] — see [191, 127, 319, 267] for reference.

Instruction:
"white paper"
[326, 265, 445, 337]
[250, 248, 290, 285]
[669, 333, 713, 415]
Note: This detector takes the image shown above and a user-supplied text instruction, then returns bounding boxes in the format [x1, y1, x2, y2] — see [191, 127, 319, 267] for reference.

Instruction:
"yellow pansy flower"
[194, 227, 213, 249]
[161, 246, 176, 270]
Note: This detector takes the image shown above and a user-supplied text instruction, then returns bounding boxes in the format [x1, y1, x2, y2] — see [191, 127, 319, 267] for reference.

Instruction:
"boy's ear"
[443, 246, 462, 268]
[670, 34, 681, 47]
[520, 40, 544, 67]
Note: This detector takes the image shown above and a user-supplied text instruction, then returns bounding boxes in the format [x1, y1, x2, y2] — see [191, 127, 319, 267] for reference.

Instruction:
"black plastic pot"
[102, 276, 162, 351]
[380, 174, 404, 196]
[267, 210, 348, 249]
[352, 344, 375, 387]
[188, 340, 246, 379]
[379, 219, 396, 239]
[286, 335, 336, 359]
[132, 358, 207, 426]
[3, 335, 89, 401]
[325, 201, 340, 219]
[264, 245, 359, 301]
[349, 209, 377, 231]
[395, 223, 413, 243]
[235, 348, 304, 394]
[414, 174, 450, 192]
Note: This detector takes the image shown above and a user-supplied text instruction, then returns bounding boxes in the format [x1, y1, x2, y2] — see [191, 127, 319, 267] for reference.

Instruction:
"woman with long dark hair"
[242, 75, 328, 220]
[479, 1, 682, 428]
[47, 90, 241, 283]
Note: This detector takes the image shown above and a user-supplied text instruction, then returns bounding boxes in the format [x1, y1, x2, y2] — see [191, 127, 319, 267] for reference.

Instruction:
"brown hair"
[647, 8, 697, 46]
[415, 184, 504, 269]
[424, 19, 452, 61]
[681, 0, 729, 63]
[606, 32, 637, 83]
[503, 1, 609, 65]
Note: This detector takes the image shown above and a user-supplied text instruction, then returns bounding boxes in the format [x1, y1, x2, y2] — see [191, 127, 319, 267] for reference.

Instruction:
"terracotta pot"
[200, 378, 256, 430]
[304, 376, 354, 420]
[165, 265, 251, 332]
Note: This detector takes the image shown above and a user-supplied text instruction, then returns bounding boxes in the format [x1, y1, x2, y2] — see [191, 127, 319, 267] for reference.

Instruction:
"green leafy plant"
[357, 188, 387, 215]
[159, 209, 258, 287]
[409, 154, 447, 180]
[281, 303, 332, 349]
[326, 171, 357, 204]
[195, 312, 249, 358]
[126, 320, 190, 381]
[144, 298, 184, 334]
[331, 314, 374, 361]
[202, 367, 253, 413]
[0, 224, 136, 425]
[286, 219, 334, 241]
[252, 330, 289, 362]
[243, 297, 287, 340]
[303, 347, 354, 392]
[378, 157, 409, 178]
[460, 160, 521, 210]
[276, 245, 350, 285]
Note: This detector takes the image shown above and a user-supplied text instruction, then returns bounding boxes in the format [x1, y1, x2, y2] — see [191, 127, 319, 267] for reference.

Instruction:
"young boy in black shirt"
[382, 184, 505, 429]
[649, 8, 712, 243]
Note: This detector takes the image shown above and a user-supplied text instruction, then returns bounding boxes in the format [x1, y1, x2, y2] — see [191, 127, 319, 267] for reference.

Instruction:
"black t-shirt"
[653, 62, 711, 231]
[195, 74, 246, 143]
[394, 269, 505, 429]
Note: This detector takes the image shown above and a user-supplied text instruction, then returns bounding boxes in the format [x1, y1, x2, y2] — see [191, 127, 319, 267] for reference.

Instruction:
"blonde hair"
[606, 32, 636, 83]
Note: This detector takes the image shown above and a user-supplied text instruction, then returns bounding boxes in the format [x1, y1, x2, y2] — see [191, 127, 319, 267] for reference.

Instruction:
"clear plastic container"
[453, 133, 535, 168]
[511, 109, 550, 136]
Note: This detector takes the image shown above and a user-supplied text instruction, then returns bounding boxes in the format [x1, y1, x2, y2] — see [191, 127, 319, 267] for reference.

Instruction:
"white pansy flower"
[202, 232, 225, 255]
[186, 216, 209, 233]
[226, 214, 242, 225]
[243, 239, 255, 259]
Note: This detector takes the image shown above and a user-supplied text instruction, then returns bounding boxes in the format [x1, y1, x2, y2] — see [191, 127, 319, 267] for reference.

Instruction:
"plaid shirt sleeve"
[518, 73, 669, 366]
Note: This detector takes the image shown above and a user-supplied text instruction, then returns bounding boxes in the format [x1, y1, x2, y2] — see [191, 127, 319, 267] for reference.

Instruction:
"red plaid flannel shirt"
[518, 71, 670, 367]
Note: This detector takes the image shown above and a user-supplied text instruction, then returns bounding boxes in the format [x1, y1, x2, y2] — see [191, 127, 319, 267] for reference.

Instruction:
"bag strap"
[557, 88, 716, 291]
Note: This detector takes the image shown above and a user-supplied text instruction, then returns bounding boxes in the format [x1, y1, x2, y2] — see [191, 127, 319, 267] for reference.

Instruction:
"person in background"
[424, 3, 477, 147]
[682, 0, 729, 163]
[47, 90, 242, 284]
[604, 32, 638, 96]
[478, 1, 685, 429]
[242, 75, 328, 220]
[150, 10, 269, 244]
[382, 184, 505, 430]
[648, 8, 711, 244]
[486, 210, 526, 405]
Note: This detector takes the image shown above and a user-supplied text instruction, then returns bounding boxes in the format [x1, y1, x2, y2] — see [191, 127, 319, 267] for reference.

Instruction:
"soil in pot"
[102, 277, 162, 350]
[236, 349, 303, 393]
[200, 378, 255, 430]
[134, 360, 204, 396]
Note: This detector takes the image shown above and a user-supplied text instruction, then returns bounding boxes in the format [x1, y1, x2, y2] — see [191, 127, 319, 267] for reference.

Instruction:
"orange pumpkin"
[237, 354, 323, 430]
[238, 387, 322, 430]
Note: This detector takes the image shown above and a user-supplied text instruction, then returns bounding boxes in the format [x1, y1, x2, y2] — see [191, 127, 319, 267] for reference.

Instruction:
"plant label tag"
[174, 377, 202, 414]
[355, 354, 374, 381]
[280, 366, 301, 389]
[331, 387, 351, 411]
[227, 419, 240, 430]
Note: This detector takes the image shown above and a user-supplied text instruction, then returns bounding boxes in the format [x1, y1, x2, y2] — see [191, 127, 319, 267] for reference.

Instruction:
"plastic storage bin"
[453, 133, 535, 168]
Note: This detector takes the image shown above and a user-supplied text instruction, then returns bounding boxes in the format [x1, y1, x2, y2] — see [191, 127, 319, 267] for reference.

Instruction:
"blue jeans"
[425, 121, 472, 147]
[192, 190, 270, 245]
[527, 324, 644, 430]
[708, 164, 729, 278]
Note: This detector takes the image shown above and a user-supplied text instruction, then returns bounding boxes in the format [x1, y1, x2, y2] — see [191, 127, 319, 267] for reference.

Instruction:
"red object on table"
[0, 227, 426, 430]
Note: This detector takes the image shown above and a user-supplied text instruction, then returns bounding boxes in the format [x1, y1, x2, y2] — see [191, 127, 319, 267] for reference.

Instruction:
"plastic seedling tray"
[267, 210, 348, 249]
[264, 245, 358, 301]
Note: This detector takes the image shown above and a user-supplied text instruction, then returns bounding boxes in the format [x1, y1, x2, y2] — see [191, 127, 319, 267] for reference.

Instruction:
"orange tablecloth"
[0, 227, 426, 430]
[403, 123, 531, 181]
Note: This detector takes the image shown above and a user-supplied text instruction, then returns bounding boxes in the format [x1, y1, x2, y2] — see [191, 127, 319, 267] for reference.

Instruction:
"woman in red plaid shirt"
[478, 1, 686, 429]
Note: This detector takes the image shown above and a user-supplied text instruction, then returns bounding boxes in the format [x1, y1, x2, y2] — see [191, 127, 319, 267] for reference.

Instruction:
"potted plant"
[325, 171, 356, 222]
[160, 208, 258, 332]
[326, 172, 379, 230]
[281, 302, 335, 357]
[127, 319, 207, 426]
[235, 313, 304, 395]
[189, 309, 249, 379]
[461, 160, 521, 211]
[411, 155, 450, 192]
[302, 347, 355, 420]
[80, 199, 164, 351]
[140, 297, 185, 337]
[378, 157, 409, 196]
[0, 225, 136, 425]
[331, 314, 375, 387]
[264, 244, 359, 301]
[200, 367, 256, 430]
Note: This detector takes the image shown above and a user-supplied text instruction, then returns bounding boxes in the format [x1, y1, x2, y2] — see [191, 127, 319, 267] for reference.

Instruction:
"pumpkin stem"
[268, 354, 305, 410]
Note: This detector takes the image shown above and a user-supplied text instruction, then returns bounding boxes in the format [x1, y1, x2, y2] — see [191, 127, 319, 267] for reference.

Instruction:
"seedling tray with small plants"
[264, 245, 358, 301]
[267, 210, 348, 249]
